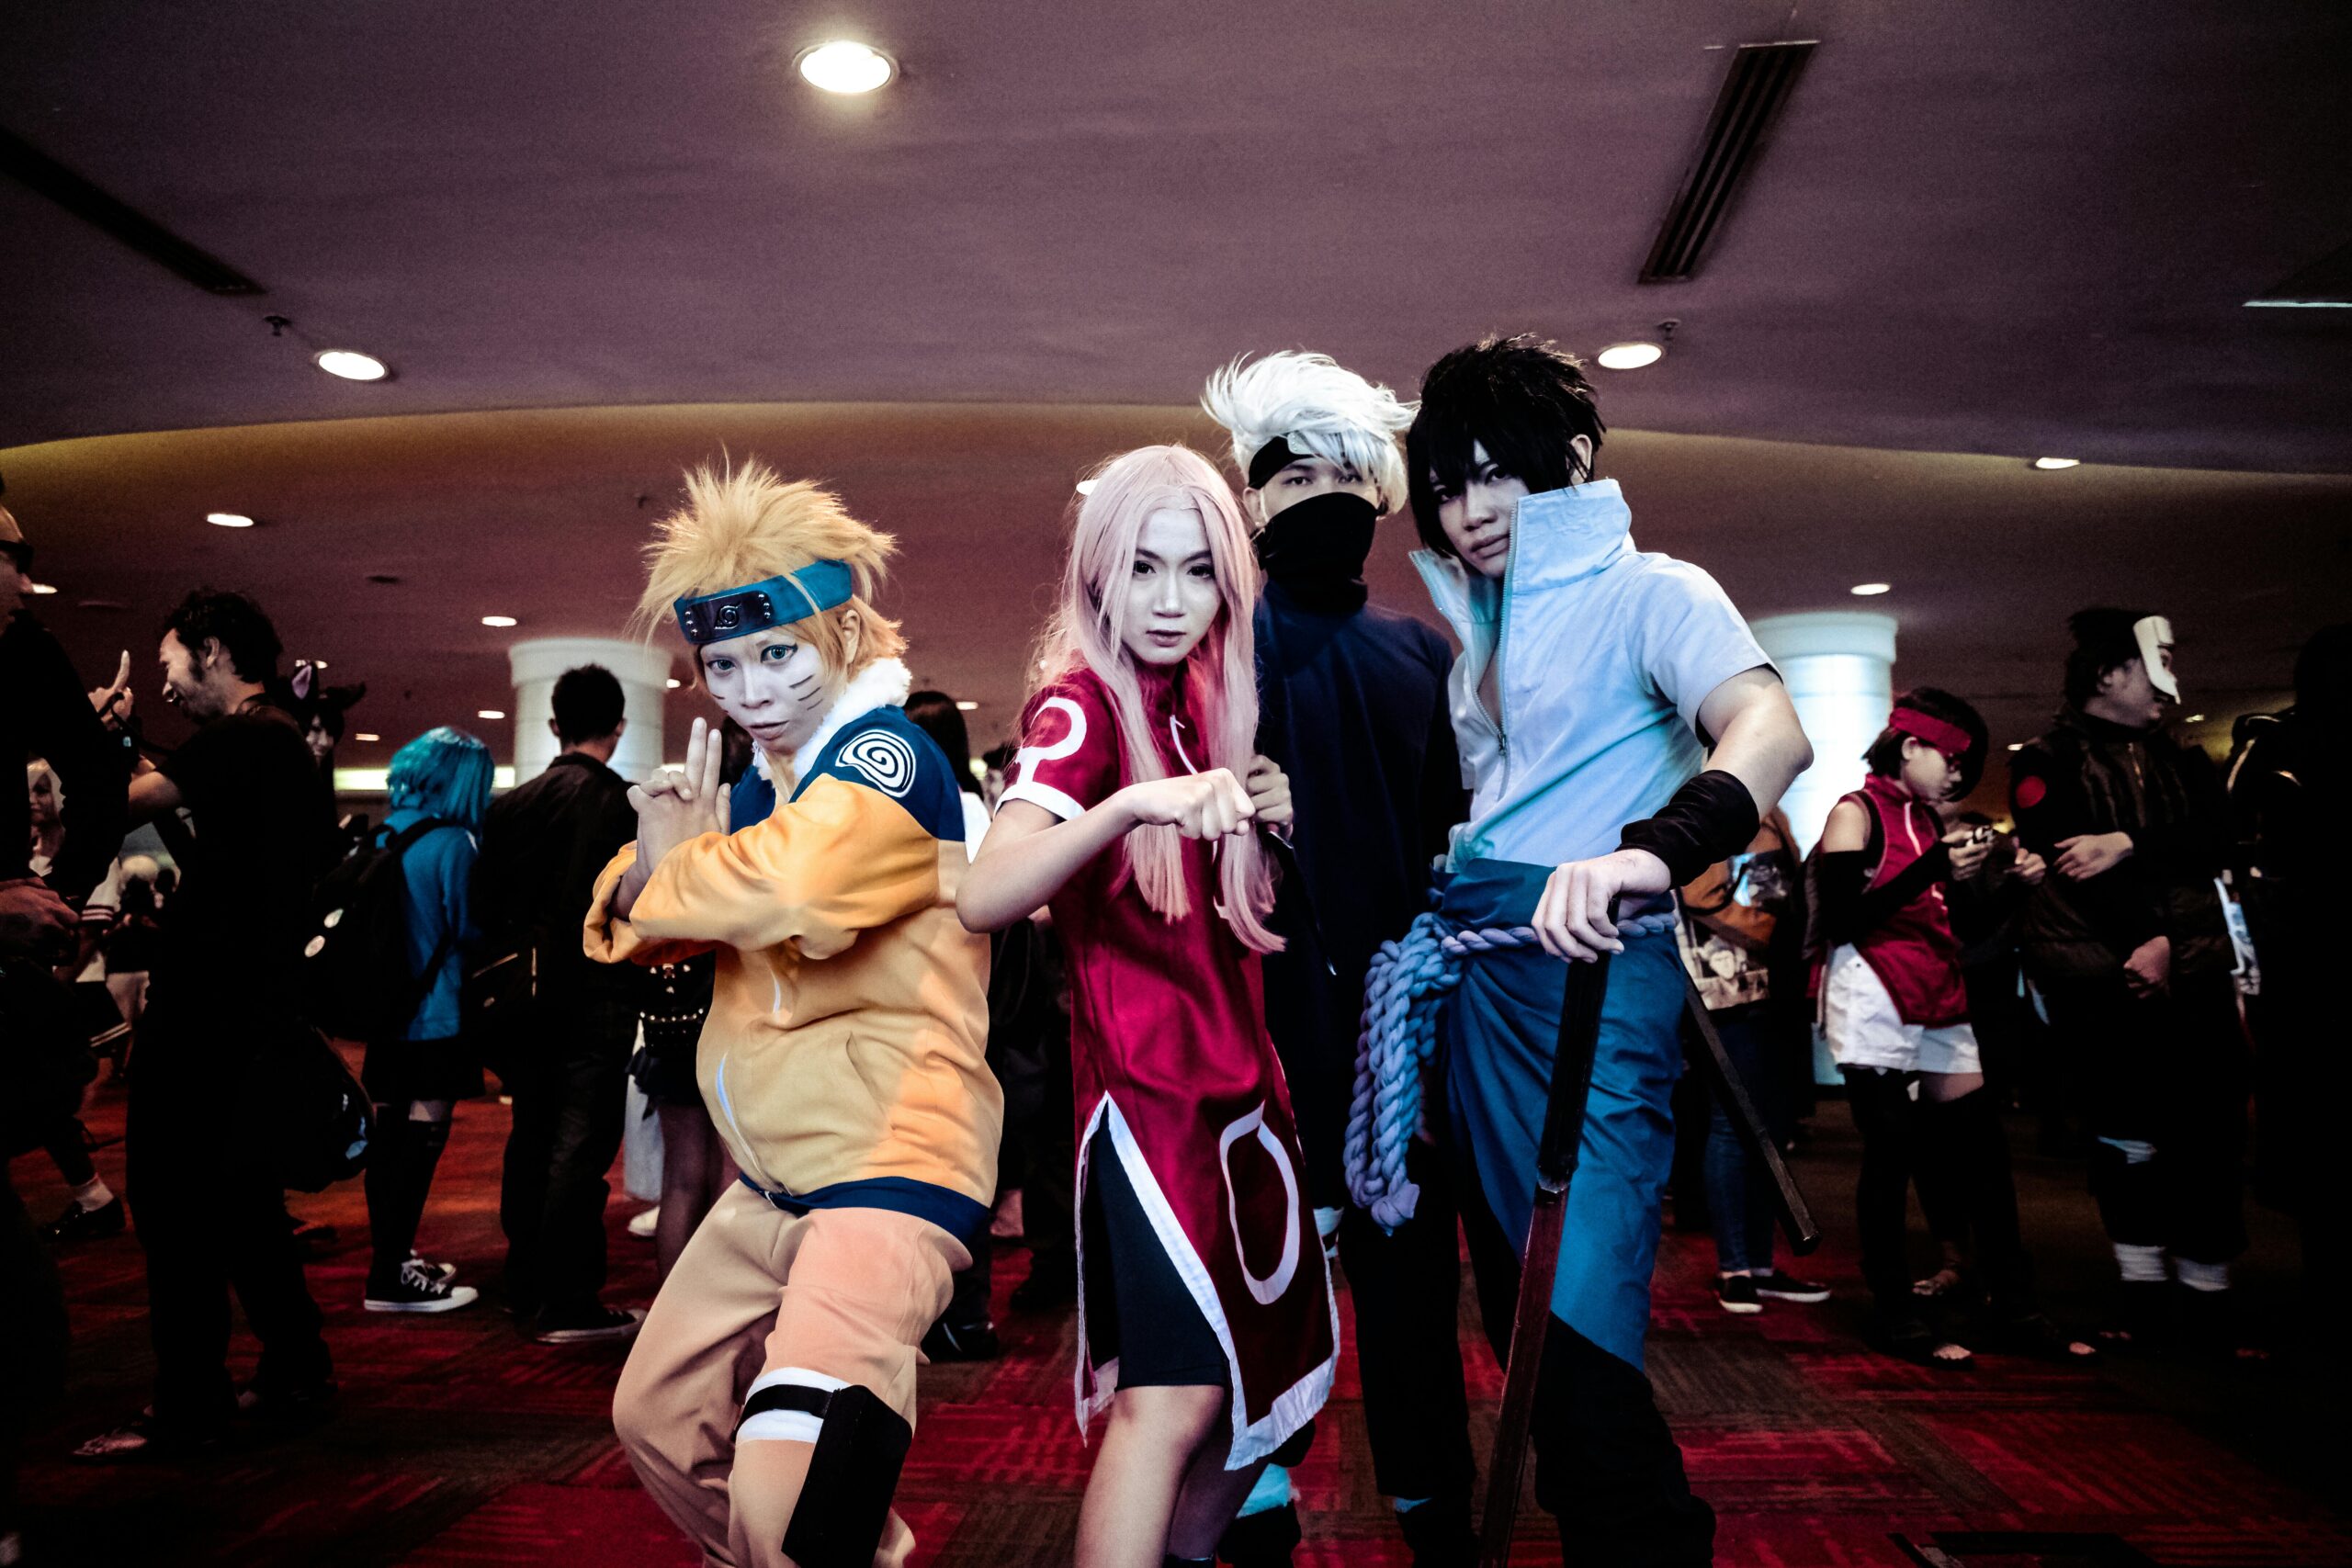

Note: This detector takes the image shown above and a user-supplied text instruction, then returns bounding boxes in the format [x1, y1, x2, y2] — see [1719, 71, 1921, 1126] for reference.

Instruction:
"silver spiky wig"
[1200, 351, 1417, 513]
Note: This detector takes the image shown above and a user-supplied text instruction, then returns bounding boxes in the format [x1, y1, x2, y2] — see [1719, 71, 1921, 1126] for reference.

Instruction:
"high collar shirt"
[1412, 479, 1771, 871]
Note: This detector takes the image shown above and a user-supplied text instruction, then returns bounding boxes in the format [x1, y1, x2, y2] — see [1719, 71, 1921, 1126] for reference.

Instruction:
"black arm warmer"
[1617, 769, 1761, 888]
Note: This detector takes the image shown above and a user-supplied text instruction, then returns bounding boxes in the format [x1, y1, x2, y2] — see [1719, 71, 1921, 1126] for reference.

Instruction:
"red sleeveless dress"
[999, 663, 1336, 1467]
[1841, 774, 1970, 1026]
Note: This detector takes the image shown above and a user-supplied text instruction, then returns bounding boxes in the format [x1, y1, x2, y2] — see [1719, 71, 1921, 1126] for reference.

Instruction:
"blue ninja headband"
[672, 559, 855, 646]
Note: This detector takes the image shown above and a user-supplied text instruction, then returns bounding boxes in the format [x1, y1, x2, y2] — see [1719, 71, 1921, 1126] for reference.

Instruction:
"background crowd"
[1, 488, 2343, 1563]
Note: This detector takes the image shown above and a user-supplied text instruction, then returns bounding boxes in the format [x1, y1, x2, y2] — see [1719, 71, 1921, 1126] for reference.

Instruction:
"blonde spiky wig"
[1201, 351, 1417, 515]
[635, 459, 905, 678]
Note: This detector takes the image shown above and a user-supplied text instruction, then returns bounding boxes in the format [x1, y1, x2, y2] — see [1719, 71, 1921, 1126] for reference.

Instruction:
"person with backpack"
[472, 663, 649, 1344]
[1816, 688, 2093, 1369]
[355, 727, 493, 1314]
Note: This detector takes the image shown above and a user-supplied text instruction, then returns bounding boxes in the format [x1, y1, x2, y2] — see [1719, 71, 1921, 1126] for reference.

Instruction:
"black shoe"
[1216, 1500, 1301, 1566]
[74, 1415, 223, 1463]
[1752, 1269, 1831, 1303]
[533, 1304, 645, 1345]
[1988, 1309, 2099, 1364]
[44, 1196, 126, 1244]
[921, 1318, 1001, 1362]
[1011, 1251, 1076, 1311]
[235, 1377, 338, 1427]
[1715, 1274, 1763, 1314]
[1396, 1497, 1479, 1568]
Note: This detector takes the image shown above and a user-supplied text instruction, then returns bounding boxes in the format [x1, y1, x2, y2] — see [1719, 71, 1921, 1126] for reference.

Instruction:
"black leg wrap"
[738, 1382, 912, 1568]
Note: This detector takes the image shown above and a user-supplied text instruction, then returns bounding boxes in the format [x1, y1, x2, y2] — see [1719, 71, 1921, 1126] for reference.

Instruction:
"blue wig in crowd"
[386, 727, 494, 829]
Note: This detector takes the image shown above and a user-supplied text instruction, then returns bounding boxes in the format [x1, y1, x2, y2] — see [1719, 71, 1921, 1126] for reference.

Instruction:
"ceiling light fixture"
[477, 709, 506, 721]
[206, 511, 256, 528]
[665, 678, 683, 690]
[481, 615, 518, 627]
[797, 39, 896, 94]
[955, 700, 979, 712]
[2185, 713, 2206, 723]
[1596, 341, 1665, 371]
[1074, 478, 1098, 496]
[313, 349, 390, 381]
[2007, 742, 2023, 752]
[1849, 581, 1892, 596]
[2031, 457, 2080, 470]
[28, 581, 58, 595]
[354, 731, 380, 742]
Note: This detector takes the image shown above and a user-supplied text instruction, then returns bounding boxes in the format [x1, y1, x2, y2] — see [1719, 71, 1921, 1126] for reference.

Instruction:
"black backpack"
[302, 817, 458, 1042]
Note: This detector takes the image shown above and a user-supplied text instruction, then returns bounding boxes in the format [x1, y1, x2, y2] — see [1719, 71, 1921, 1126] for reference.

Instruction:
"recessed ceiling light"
[665, 678, 682, 689]
[477, 709, 506, 721]
[2007, 742, 2023, 751]
[797, 39, 895, 94]
[310, 660, 329, 669]
[1596, 341, 1665, 371]
[955, 700, 979, 711]
[1074, 478, 1098, 496]
[207, 511, 256, 528]
[2031, 457, 2080, 470]
[27, 581, 58, 595]
[481, 615, 518, 627]
[354, 731, 381, 742]
[2185, 713, 2206, 723]
[314, 349, 390, 381]
[1849, 581, 1892, 596]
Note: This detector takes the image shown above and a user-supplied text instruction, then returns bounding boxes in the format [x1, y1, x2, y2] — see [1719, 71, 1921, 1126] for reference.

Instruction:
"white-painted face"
[697, 624, 848, 758]
[1119, 507, 1222, 668]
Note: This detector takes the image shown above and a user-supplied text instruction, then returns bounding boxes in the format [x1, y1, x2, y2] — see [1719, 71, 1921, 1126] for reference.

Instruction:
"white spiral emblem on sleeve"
[838, 730, 917, 798]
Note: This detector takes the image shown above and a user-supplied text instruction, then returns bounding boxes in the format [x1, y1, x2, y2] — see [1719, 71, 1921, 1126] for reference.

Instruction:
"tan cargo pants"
[612, 1186, 966, 1567]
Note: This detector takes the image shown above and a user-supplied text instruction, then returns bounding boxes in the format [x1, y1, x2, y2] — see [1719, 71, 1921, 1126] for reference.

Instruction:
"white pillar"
[1752, 611, 1897, 855]
[507, 637, 672, 786]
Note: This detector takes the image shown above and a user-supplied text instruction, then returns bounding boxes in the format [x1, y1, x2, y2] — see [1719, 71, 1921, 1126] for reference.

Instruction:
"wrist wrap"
[1617, 769, 1760, 888]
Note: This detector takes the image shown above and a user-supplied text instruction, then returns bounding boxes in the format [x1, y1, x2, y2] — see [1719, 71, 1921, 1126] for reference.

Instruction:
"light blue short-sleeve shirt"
[1412, 479, 1771, 871]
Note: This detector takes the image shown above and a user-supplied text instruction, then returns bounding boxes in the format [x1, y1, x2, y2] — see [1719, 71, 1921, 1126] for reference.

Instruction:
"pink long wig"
[1035, 444, 1282, 953]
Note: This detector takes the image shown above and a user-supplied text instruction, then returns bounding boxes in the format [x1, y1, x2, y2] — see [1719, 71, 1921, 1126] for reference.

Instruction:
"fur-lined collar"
[750, 657, 913, 787]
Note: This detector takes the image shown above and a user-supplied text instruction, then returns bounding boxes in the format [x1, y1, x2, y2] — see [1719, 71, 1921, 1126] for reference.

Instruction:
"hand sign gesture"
[88, 651, 133, 730]
[629, 716, 732, 874]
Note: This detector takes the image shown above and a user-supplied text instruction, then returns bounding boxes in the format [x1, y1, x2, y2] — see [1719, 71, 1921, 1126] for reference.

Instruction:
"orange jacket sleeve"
[587, 774, 939, 967]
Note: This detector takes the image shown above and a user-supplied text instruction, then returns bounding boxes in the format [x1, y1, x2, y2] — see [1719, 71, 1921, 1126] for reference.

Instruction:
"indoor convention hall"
[3, 6, 2347, 1567]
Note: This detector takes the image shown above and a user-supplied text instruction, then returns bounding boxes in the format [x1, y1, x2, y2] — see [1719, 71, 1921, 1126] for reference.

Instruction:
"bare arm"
[1695, 666, 1813, 821]
[958, 769, 1257, 934]
[1533, 667, 1813, 963]
[126, 764, 183, 826]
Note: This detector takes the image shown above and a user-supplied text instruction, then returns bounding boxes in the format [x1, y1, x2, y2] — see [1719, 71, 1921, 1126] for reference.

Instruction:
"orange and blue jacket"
[584, 692, 1000, 1245]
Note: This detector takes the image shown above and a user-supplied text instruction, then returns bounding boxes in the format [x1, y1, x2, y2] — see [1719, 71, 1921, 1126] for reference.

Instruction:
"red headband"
[1889, 705, 1973, 760]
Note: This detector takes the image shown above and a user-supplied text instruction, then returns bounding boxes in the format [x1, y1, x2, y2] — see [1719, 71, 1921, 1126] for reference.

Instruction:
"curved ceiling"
[6, 405, 2341, 776]
[3, 1, 2349, 469]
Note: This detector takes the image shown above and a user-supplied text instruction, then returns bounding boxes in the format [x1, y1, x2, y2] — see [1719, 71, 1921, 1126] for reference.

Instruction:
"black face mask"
[1252, 491, 1378, 586]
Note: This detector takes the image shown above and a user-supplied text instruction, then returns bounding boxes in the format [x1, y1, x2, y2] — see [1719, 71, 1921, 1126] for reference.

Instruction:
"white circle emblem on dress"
[1217, 1102, 1303, 1305]
[839, 729, 918, 798]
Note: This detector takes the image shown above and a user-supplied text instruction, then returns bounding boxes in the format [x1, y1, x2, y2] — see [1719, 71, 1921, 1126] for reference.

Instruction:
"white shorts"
[1822, 945, 1982, 1076]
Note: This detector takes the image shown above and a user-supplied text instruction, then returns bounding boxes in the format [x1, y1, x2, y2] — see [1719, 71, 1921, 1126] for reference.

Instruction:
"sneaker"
[366, 1258, 481, 1314]
[627, 1207, 660, 1239]
[1715, 1274, 1763, 1315]
[1753, 1269, 1831, 1303]
[235, 1378, 339, 1426]
[921, 1318, 1001, 1362]
[408, 1250, 458, 1281]
[44, 1195, 126, 1244]
[534, 1304, 645, 1345]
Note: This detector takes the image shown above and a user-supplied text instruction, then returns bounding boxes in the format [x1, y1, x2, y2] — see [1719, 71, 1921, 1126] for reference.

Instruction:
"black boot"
[1215, 1502, 1300, 1566]
[1396, 1496, 1479, 1567]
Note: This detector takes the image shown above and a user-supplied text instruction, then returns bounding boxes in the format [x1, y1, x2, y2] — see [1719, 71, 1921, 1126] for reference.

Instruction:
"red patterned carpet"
[13, 1075, 2350, 1567]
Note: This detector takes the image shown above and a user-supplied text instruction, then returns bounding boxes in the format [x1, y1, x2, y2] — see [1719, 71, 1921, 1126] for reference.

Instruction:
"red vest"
[1846, 775, 1970, 1026]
